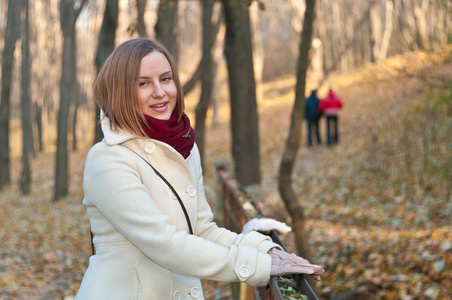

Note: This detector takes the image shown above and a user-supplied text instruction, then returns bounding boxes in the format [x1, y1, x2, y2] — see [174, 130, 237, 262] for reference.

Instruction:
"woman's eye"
[139, 82, 147, 87]
[162, 76, 172, 82]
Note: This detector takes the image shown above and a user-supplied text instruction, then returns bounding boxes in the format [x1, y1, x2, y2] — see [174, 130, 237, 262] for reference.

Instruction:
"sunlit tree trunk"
[70, 32, 78, 151]
[379, 0, 394, 60]
[94, 0, 119, 144]
[20, 0, 33, 195]
[35, 102, 43, 152]
[399, 0, 417, 49]
[210, 20, 225, 128]
[370, 0, 394, 62]
[369, 1, 381, 63]
[154, 0, 179, 58]
[413, 0, 429, 49]
[318, 1, 374, 87]
[54, 0, 87, 201]
[222, 0, 260, 187]
[288, 0, 305, 33]
[250, 2, 263, 104]
[0, 0, 21, 189]
[33, 0, 58, 153]
[71, 88, 79, 151]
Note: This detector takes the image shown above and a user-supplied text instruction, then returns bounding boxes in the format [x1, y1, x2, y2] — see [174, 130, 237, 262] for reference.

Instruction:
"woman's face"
[138, 51, 177, 120]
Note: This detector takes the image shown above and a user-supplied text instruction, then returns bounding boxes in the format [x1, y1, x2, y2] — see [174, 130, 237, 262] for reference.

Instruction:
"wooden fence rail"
[215, 164, 319, 300]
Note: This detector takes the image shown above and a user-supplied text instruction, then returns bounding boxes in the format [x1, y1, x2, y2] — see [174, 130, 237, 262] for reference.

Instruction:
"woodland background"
[0, 0, 451, 299]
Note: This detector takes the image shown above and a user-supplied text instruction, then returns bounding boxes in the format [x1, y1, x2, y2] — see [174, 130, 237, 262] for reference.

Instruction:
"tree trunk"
[183, 7, 222, 97]
[54, 0, 86, 201]
[399, 0, 417, 50]
[20, 0, 32, 195]
[154, 0, 179, 59]
[250, 2, 263, 104]
[182, 63, 201, 96]
[379, 0, 394, 61]
[72, 92, 78, 151]
[195, 0, 220, 168]
[370, 0, 394, 62]
[278, 0, 316, 260]
[222, 0, 260, 187]
[370, 1, 381, 63]
[210, 20, 225, 128]
[413, 0, 429, 49]
[35, 102, 43, 152]
[318, 0, 374, 88]
[136, 0, 147, 37]
[70, 31, 78, 151]
[94, 0, 119, 144]
[0, 0, 21, 189]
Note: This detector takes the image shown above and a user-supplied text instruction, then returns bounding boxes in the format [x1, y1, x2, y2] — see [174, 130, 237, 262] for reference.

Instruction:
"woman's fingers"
[269, 248, 325, 278]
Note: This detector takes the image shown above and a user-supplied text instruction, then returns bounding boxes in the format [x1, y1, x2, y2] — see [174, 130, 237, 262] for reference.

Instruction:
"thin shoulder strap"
[90, 227, 95, 255]
[89, 144, 194, 255]
[126, 147, 194, 235]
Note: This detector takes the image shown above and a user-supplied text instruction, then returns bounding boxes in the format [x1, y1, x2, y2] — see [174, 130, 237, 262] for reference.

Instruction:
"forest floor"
[1, 46, 451, 300]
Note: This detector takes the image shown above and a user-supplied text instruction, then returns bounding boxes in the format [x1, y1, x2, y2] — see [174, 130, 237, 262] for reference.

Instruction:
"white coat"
[75, 117, 280, 300]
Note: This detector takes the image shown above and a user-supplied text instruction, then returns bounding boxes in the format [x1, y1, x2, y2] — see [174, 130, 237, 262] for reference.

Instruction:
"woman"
[76, 38, 323, 299]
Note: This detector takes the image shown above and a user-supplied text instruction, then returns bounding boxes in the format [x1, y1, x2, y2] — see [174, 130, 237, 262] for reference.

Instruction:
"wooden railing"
[216, 164, 319, 300]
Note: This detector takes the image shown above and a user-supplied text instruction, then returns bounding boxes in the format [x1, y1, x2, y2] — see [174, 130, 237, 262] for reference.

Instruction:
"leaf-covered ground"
[1, 47, 451, 299]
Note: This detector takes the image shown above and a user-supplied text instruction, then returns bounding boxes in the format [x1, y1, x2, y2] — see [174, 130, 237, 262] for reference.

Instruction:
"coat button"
[190, 287, 201, 298]
[187, 185, 196, 197]
[144, 142, 156, 154]
[239, 266, 250, 278]
[173, 290, 181, 300]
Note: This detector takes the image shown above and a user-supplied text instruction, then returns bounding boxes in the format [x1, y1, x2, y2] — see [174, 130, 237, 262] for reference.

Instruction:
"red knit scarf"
[140, 108, 195, 159]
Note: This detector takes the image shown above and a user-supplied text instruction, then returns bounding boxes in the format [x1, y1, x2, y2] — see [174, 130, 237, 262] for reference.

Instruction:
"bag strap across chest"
[122, 142, 193, 235]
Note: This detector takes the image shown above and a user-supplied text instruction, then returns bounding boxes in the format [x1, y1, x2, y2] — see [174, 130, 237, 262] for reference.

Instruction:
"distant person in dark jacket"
[305, 89, 322, 146]
[319, 88, 343, 145]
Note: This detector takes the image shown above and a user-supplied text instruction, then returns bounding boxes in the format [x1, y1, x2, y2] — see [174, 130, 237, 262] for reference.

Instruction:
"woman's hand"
[268, 248, 324, 280]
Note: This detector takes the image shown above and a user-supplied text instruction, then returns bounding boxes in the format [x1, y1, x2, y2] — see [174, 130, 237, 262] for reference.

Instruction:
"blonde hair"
[93, 38, 184, 137]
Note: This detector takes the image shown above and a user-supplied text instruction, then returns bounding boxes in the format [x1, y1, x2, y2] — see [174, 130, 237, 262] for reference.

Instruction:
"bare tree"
[370, 0, 394, 62]
[318, 1, 375, 87]
[413, 0, 429, 49]
[154, 0, 179, 58]
[0, 0, 21, 189]
[222, 0, 260, 187]
[54, 0, 87, 201]
[32, 0, 59, 154]
[194, 0, 222, 168]
[182, 4, 222, 97]
[93, 0, 119, 144]
[136, 0, 147, 37]
[20, 0, 33, 195]
[249, 1, 263, 104]
[278, 0, 316, 261]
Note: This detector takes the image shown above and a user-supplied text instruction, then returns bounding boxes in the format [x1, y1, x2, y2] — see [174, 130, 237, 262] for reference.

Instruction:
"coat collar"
[100, 112, 194, 163]
[101, 113, 137, 146]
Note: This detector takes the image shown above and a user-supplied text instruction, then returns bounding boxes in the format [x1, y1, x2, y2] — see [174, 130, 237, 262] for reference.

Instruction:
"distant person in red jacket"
[319, 89, 343, 145]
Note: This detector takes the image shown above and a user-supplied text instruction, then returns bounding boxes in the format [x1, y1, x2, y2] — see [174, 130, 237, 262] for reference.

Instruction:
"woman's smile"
[138, 51, 177, 120]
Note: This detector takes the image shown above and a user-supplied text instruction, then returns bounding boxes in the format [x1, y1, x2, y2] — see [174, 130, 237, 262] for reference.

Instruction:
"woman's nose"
[152, 84, 165, 98]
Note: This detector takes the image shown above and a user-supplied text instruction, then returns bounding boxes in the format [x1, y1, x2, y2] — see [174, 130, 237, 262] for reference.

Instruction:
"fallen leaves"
[1, 47, 451, 299]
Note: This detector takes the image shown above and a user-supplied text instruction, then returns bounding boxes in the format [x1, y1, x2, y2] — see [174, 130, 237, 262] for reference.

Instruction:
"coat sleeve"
[84, 143, 273, 286]
[194, 168, 280, 254]
[190, 145, 282, 254]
